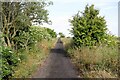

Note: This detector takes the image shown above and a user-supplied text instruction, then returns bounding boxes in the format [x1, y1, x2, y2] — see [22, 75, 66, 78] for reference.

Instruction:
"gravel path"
[32, 38, 78, 78]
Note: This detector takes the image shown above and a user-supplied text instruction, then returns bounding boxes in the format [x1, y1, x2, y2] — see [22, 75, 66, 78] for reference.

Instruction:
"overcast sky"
[43, 0, 119, 37]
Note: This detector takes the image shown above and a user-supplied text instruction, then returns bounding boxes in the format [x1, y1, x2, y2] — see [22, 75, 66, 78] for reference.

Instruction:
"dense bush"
[30, 26, 52, 42]
[14, 26, 52, 50]
[14, 31, 32, 50]
[45, 28, 57, 38]
[0, 36, 19, 79]
[0, 45, 19, 79]
[70, 4, 108, 47]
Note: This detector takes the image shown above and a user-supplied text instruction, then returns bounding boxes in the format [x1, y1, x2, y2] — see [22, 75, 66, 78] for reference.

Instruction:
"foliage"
[1, 1, 53, 79]
[45, 28, 57, 38]
[103, 33, 118, 47]
[0, 34, 19, 79]
[1, 25, 56, 79]
[12, 39, 57, 78]
[30, 26, 52, 42]
[70, 4, 108, 47]
[58, 32, 65, 38]
[0, 46, 19, 79]
[1, 24, 56, 79]
[14, 26, 52, 50]
[1, 1, 52, 49]
[63, 38, 118, 78]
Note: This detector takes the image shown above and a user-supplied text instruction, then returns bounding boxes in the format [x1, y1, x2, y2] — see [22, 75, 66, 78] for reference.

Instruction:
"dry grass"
[63, 38, 118, 78]
[70, 46, 118, 78]
[12, 38, 57, 78]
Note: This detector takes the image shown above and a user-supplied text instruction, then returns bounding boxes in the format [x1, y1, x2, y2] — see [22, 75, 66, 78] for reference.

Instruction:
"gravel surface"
[32, 38, 78, 78]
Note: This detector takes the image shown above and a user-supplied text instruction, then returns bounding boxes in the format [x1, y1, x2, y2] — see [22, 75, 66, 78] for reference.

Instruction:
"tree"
[0, 1, 53, 79]
[69, 4, 107, 47]
[0, 1, 53, 49]
[58, 32, 65, 38]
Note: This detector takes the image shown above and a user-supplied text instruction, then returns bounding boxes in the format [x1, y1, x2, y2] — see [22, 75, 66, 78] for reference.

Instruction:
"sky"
[42, 0, 119, 37]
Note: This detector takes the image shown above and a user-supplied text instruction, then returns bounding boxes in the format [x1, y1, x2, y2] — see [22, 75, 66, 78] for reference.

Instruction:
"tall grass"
[63, 38, 118, 78]
[12, 39, 57, 78]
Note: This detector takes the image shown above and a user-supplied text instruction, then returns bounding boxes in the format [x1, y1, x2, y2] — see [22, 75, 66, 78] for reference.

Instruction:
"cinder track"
[32, 38, 78, 78]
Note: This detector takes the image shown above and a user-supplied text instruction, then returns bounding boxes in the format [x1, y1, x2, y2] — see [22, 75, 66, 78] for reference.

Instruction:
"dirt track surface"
[32, 38, 78, 78]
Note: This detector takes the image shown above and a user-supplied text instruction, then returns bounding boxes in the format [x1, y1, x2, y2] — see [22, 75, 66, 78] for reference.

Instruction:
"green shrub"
[69, 4, 107, 47]
[45, 28, 57, 38]
[14, 26, 52, 50]
[30, 26, 51, 42]
[1, 46, 19, 79]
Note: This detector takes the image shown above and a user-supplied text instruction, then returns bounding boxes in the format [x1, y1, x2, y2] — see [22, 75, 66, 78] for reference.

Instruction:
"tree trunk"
[6, 36, 11, 48]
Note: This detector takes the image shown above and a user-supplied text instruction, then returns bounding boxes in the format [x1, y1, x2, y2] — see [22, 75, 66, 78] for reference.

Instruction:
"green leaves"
[1, 1, 52, 49]
[45, 28, 57, 38]
[1, 1, 54, 79]
[1, 46, 19, 79]
[30, 26, 52, 41]
[70, 4, 108, 47]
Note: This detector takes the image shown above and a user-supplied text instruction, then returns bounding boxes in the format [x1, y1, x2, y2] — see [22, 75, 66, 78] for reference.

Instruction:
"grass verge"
[62, 38, 118, 78]
[12, 38, 57, 78]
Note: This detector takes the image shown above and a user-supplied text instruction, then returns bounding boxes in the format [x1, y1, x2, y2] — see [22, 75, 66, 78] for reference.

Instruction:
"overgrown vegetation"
[0, 1, 57, 79]
[1, 25, 57, 79]
[1, 1, 118, 79]
[12, 39, 56, 78]
[46, 28, 57, 38]
[64, 4, 119, 78]
[64, 37, 118, 78]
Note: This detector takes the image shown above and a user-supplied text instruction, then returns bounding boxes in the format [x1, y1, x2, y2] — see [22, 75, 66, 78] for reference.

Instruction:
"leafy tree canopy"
[0, 1, 53, 49]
